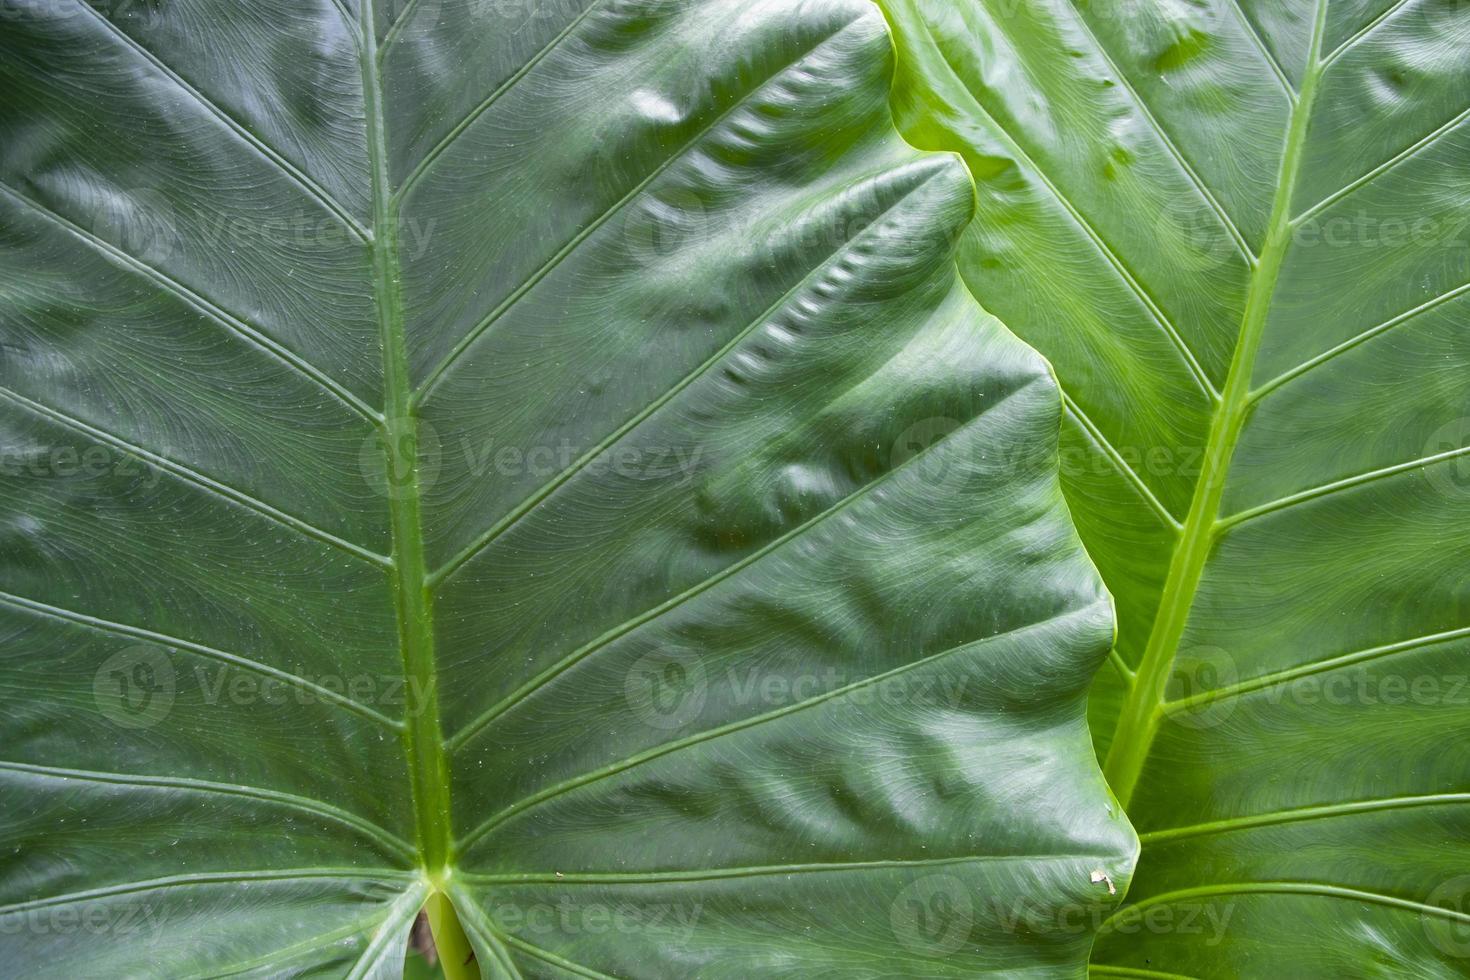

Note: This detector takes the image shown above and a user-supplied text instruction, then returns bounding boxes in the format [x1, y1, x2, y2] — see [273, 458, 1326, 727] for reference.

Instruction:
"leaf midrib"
[1099, 0, 1330, 807]
[356, 3, 452, 877]
[354, 0, 870, 885]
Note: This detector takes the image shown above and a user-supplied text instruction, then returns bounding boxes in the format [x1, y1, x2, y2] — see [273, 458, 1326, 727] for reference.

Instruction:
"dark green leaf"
[0, 0, 1132, 974]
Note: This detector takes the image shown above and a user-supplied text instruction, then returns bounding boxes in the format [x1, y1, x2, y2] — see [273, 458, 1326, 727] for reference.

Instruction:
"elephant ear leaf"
[0, 0, 1133, 975]
[881, 0, 1470, 974]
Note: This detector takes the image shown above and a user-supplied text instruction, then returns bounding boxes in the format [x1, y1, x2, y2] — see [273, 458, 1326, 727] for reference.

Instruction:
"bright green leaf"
[881, 0, 1470, 974]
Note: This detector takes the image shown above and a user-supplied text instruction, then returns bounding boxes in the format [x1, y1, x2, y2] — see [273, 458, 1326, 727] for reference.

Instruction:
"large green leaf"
[881, 0, 1470, 974]
[0, 0, 1135, 975]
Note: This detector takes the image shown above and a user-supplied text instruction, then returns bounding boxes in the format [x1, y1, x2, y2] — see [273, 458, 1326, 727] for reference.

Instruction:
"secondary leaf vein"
[919, 9, 1219, 400]
[446, 382, 1036, 753]
[414, 16, 871, 402]
[0, 180, 380, 424]
[457, 611, 1079, 850]
[1217, 443, 1470, 530]
[0, 589, 401, 729]
[0, 386, 390, 569]
[428, 166, 955, 586]
[0, 869, 414, 916]
[1250, 278, 1470, 401]
[1140, 793, 1470, 845]
[71, 0, 370, 241]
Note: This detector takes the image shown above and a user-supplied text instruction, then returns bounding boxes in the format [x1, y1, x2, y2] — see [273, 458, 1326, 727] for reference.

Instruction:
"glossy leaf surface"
[0, 0, 1134, 975]
[881, 0, 1470, 974]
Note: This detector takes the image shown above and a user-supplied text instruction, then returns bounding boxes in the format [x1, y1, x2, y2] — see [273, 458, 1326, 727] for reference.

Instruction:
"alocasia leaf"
[881, 0, 1470, 974]
[0, 0, 1135, 975]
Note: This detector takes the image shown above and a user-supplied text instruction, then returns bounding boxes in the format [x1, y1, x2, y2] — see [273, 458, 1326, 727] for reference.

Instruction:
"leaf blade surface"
[0, 0, 1133, 974]
[880, 0, 1470, 973]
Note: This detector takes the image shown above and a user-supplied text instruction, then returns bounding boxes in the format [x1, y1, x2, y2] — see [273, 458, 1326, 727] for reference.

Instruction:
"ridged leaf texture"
[0, 0, 1134, 975]
[881, 0, 1470, 975]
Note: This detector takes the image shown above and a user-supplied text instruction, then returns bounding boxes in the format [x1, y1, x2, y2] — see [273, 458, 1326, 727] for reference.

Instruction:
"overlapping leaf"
[881, 0, 1470, 974]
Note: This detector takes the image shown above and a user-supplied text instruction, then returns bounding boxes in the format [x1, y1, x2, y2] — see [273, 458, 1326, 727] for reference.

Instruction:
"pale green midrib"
[357, 4, 453, 874]
[1100, 1, 1329, 808]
